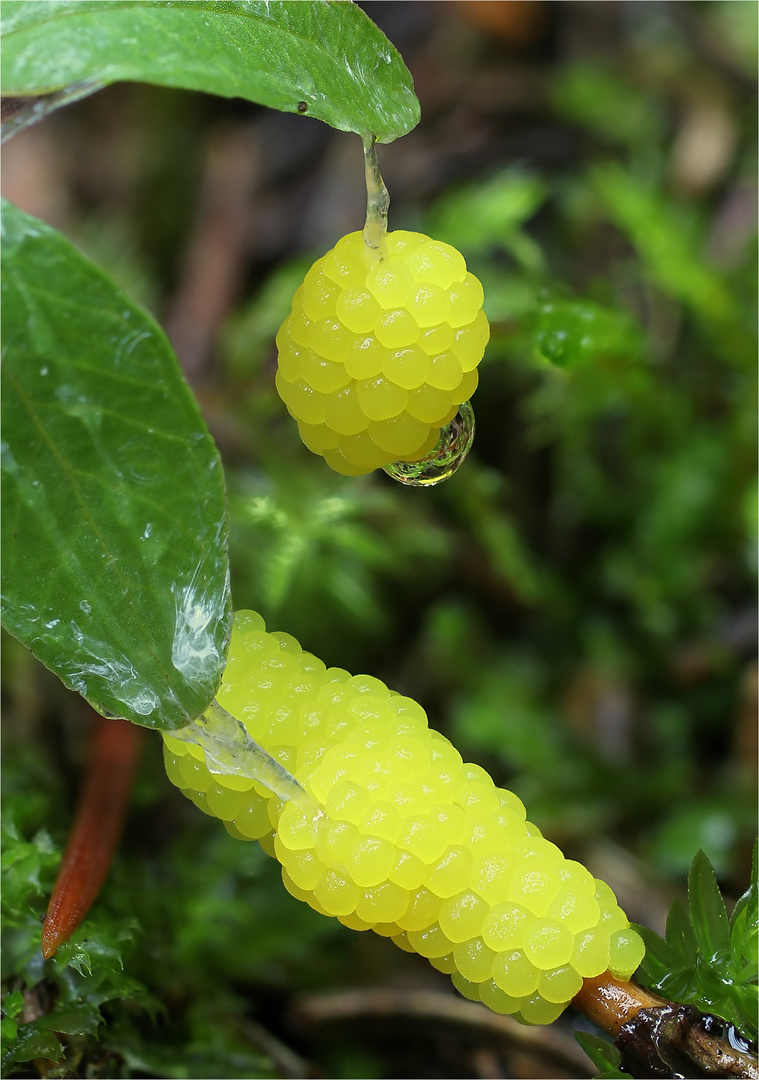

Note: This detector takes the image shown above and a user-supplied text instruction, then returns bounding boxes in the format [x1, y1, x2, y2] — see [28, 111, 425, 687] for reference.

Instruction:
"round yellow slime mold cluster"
[163, 611, 644, 1024]
[275, 231, 489, 475]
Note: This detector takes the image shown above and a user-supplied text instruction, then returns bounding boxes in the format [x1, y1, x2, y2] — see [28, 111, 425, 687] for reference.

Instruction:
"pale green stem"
[362, 133, 389, 266]
[171, 698, 305, 803]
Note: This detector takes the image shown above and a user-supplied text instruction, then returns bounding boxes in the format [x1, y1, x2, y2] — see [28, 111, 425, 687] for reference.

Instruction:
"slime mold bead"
[163, 611, 645, 1025]
[275, 232, 489, 475]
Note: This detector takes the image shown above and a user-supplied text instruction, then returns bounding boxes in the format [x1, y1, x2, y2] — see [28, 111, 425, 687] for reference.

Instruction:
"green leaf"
[634, 922, 685, 988]
[1, 989, 25, 1021]
[729, 842, 758, 1033]
[665, 897, 699, 965]
[574, 1032, 632, 1079]
[688, 849, 730, 962]
[56, 941, 94, 978]
[1, 1016, 18, 1043]
[1, 200, 231, 730]
[54, 919, 134, 980]
[635, 847, 758, 1042]
[2, 1024, 63, 1068]
[730, 839, 758, 946]
[0, 0, 419, 144]
[533, 296, 643, 369]
[35, 1003, 103, 1037]
[1, 823, 58, 924]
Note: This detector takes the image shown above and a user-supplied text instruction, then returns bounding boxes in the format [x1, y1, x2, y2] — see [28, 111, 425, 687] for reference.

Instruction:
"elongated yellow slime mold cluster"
[274, 231, 489, 475]
[163, 611, 644, 1024]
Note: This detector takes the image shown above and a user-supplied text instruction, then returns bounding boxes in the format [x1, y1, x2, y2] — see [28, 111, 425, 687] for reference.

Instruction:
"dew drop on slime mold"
[360, 137, 477, 487]
[383, 400, 475, 487]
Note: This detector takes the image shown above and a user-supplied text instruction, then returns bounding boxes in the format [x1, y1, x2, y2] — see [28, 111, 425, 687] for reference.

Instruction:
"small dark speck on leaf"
[297, 101, 308, 113]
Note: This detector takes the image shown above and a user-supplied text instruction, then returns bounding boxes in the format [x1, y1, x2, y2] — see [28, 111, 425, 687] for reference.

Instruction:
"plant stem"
[362, 133, 389, 265]
[573, 975, 759, 1078]
[41, 712, 143, 958]
[295, 988, 589, 1077]
[172, 698, 305, 803]
[573, 973, 667, 1037]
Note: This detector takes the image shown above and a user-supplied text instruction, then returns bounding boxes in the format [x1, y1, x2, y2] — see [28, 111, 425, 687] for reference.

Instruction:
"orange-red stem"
[42, 714, 143, 958]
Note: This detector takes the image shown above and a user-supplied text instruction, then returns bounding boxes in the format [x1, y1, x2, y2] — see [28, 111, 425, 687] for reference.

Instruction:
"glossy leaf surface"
[688, 849, 730, 962]
[1, 200, 231, 730]
[0, 0, 419, 143]
[574, 1032, 632, 1080]
[730, 841, 758, 968]
[635, 846, 758, 1042]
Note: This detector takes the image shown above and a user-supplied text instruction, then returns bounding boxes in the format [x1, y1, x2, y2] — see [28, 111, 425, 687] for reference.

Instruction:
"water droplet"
[130, 688, 160, 715]
[383, 400, 475, 487]
[80, 600, 92, 615]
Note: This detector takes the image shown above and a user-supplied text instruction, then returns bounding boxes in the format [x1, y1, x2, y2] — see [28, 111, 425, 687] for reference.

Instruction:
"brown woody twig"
[573, 974, 759, 1079]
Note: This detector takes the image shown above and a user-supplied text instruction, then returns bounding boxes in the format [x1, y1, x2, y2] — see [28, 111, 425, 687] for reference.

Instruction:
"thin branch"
[573, 973, 668, 1037]
[573, 975, 759, 1079]
[238, 1018, 313, 1080]
[293, 987, 589, 1077]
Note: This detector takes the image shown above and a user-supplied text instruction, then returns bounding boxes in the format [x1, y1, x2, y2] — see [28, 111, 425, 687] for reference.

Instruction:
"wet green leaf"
[35, 1003, 103, 1037]
[1, 1016, 19, 1043]
[1, 200, 232, 729]
[635, 922, 685, 987]
[730, 840, 758, 944]
[533, 296, 643, 369]
[575, 1032, 632, 1079]
[729, 841, 758, 1034]
[688, 849, 730, 962]
[1, 821, 58, 923]
[0, 0, 419, 143]
[665, 897, 699, 964]
[1, 990, 25, 1021]
[2, 1026, 63, 1068]
[636, 848, 758, 1042]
